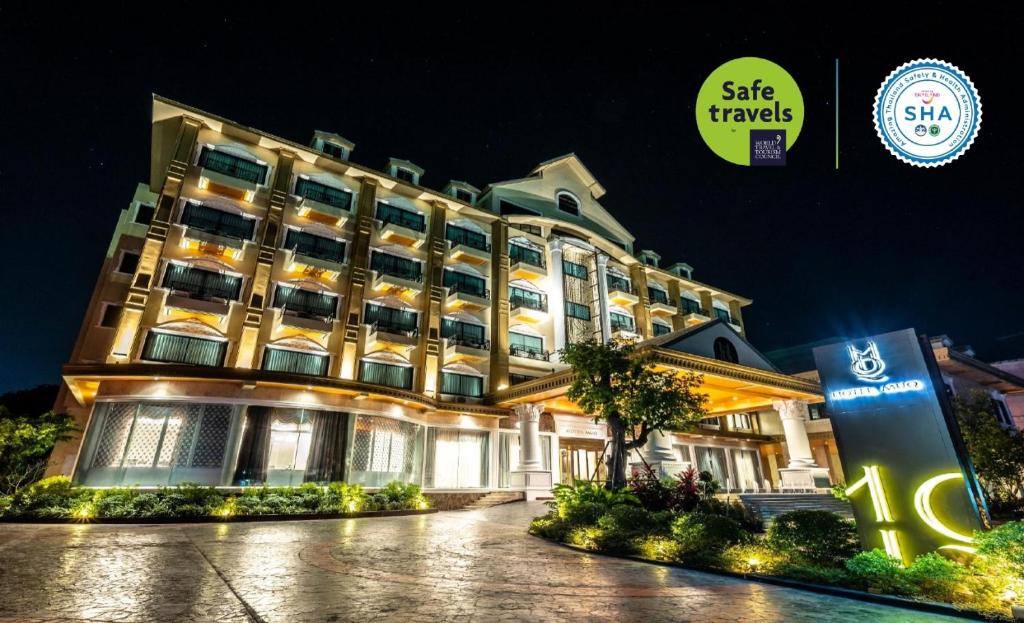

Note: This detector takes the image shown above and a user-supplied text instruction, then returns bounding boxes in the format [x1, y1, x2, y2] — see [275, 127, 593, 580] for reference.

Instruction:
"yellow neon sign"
[913, 472, 976, 552]
[846, 466, 901, 561]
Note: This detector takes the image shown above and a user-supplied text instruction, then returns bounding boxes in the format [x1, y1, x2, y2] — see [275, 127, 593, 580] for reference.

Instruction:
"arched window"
[713, 337, 739, 364]
[556, 191, 580, 216]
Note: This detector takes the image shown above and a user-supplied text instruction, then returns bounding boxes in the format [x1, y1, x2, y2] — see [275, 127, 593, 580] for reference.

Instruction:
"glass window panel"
[295, 177, 353, 210]
[262, 348, 329, 376]
[283, 229, 345, 263]
[375, 202, 425, 232]
[198, 147, 267, 184]
[181, 202, 256, 240]
[142, 332, 227, 367]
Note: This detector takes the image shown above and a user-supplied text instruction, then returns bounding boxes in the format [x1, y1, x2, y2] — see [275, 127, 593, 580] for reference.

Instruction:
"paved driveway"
[0, 501, 968, 622]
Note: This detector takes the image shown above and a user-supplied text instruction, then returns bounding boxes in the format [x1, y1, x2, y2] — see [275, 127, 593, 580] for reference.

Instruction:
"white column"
[514, 403, 544, 470]
[634, 429, 685, 479]
[772, 399, 816, 467]
[595, 253, 612, 342]
[548, 239, 567, 361]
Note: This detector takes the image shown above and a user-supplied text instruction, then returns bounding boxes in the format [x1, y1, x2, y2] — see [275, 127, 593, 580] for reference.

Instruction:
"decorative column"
[510, 403, 553, 500]
[489, 220, 510, 392]
[548, 239, 567, 362]
[416, 201, 447, 396]
[729, 299, 746, 334]
[634, 429, 685, 478]
[629, 263, 653, 338]
[595, 253, 612, 341]
[338, 178, 379, 380]
[773, 399, 830, 491]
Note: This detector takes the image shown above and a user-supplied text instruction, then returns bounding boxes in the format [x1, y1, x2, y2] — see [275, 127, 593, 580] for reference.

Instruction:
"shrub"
[845, 549, 916, 595]
[551, 482, 638, 523]
[767, 510, 859, 567]
[975, 521, 1024, 578]
[905, 553, 965, 603]
[721, 542, 787, 574]
[596, 505, 672, 536]
[324, 482, 366, 513]
[0, 410, 76, 494]
[529, 513, 571, 541]
[628, 465, 698, 512]
[671, 513, 746, 567]
[366, 481, 427, 510]
[773, 561, 853, 586]
[637, 535, 683, 561]
[700, 497, 763, 533]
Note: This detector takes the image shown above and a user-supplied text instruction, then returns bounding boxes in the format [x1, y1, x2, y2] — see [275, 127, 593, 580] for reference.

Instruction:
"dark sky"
[1, 7, 1021, 393]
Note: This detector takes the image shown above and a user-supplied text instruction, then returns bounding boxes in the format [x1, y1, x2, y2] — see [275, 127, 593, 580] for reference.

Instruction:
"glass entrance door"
[559, 440, 607, 485]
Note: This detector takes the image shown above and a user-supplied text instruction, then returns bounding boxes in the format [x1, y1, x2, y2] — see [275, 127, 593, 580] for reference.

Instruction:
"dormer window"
[321, 141, 346, 159]
[455, 188, 474, 203]
[556, 191, 580, 216]
[395, 168, 416, 183]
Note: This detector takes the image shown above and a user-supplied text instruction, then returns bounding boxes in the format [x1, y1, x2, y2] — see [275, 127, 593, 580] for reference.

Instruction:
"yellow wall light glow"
[846, 465, 893, 523]
[913, 472, 974, 544]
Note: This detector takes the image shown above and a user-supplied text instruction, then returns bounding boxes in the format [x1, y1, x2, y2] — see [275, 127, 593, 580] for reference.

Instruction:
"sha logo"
[847, 341, 889, 383]
[873, 59, 981, 167]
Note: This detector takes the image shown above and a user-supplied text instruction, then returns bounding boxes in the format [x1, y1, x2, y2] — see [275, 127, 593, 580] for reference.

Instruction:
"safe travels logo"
[873, 59, 981, 167]
[695, 57, 804, 166]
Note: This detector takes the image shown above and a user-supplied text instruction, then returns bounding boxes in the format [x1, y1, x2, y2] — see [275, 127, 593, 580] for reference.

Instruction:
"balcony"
[446, 288, 490, 311]
[509, 344, 552, 365]
[649, 302, 677, 317]
[196, 147, 267, 202]
[179, 227, 247, 260]
[372, 271, 423, 297]
[376, 203, 427, 248]
[509, 244, 547, 280]
[366, 322, 419, 355]
[607, 286, 639, 307]
[446, 225, 491, 266]
[509, 291, 548, 323]
[279, 309, 335, 332]
[294, 178, 352, 227]
[370, 252, 423, 296]
[287, 252, 343, 281]
[682, 311, 712, 325]
[164, 290, 231, 317]
[443, 336, 490, 363]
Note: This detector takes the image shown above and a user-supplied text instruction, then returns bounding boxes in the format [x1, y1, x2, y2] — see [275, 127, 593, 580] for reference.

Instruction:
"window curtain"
[359, 361, 413, 389]
[199, 147, 267, 184]
[443, 269, 486, 296]
[233, 406, 272, 485]
[284, 229, 345, 263]
[509, 332, 543, 353]
[695, 446, 730, 490]
[262, 348, 329, 376]
[141, 332, 226, 367]
[364, 303, 418, 333]
[370, 251, 421, 281]
[162, 264, 242, 301]
[296, 178, 352, 210]
[303, 410, 348, 484]
[181, 202, 255, 240]
[375, 203, 425, 232]
[274, 285, 337, 318]
[441, 372, 483, 397]
[441, 319, 484, 345]
[446, 225, 488, 251]
[425, 429, 488, 488]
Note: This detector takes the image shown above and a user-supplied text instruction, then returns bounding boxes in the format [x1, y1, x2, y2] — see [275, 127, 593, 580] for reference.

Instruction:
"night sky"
[1, 7, 1021, 393]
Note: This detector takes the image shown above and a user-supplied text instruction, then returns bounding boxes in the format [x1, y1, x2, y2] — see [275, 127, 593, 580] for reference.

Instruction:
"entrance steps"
[737, 493, 854, 523]
[462, 491, 525, 510]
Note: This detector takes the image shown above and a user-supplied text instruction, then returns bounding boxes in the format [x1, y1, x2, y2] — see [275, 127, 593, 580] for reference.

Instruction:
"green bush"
[773, 561, 853, 586]
[845, 549, 916, 595]
[671, 513, 746, 566]
[529, 513, 571, 541]
[551, 482, 638, 524]
[721, 542, 787, 574]
[975, 520, 1024, 578]
[596, 505, 672, 536]
[700, 497, 763, 533]
[767, 510, 859, 567]
[905, 552, 965, 603]
[366, 481, 427, 511]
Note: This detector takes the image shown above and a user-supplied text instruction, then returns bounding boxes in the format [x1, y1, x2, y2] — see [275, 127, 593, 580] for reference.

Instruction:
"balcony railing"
[680, 298, 704, 315]
[510, 344, 550, 361]
[370, 252, 423, 282]
[606, 275, 632, 293]
[446, 225, 490, 252]
[284, 229, 346, 264]
[295, 178, 353, 211]
[364, 303, 419, 337]
[509, 288, 547, 311]
[648, 288, 670, 306]
[162, 264, 242, 302]
[198, 147, 267, 185]
[509, 243, 545, 268]
[376, 203, 426, 233]
[180, 202, 256, 241]
[274, 286, 337, 319]
[370, 320, 420, 338]
[444, 270, 488, 298]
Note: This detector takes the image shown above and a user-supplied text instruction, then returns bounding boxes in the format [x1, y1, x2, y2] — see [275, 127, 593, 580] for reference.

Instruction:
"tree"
[952, 390, 1024, 518]
[0, 408, 76, 494]
[561, 339, 709, 490]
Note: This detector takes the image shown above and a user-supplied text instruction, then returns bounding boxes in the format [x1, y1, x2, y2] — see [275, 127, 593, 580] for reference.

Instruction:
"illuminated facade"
[51, 96, 830, 496]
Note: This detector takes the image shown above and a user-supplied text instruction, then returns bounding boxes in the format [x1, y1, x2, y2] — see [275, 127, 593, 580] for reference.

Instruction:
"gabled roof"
[639, 319, 781, 373]
[530, 153, 606, 199]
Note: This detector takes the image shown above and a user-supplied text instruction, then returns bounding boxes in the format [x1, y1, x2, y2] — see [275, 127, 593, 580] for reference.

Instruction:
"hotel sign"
[813, 329, 987, 564]
[553, 415, 609, 440]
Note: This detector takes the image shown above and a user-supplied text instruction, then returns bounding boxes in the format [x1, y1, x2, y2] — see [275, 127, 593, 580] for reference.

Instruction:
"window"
[607, 273, 630, 292]
[454, 188, 474, 203]
[610, 312, 635, 333]
[274, 285, 337, 318]
[511, 223, 543, 236]
[99, 303, 123, 328]
[180, 202, 257, 240]
[808, 403, 829, 420]
[556, 192, 580, 216]
[295, 178, 353, 211]
[694, 446, 729, 488]
[653, 322, 672, 336]
[365, 303, 418, 335]
[714, 307, 732, 323]
[509, 332, 545, 358]
[565, 301, 591, 320]
[992, 399, 1014, 428]
[499, 200, 541, 217]
[446, 224, 489, 251]
[370, 250, 422, 281]
[320, 142, 346, 159]
[425, 429, 489, 488]
[728, 413, 753, 430]
[162, 264, 243, 301]
[508, 286, 547, 311]
[262, 347, 329, 376]
[444, 269, 487, 297]
[142, 332, 227, 367]
[442, 318, 487, 348]
[680, 297, 702, 315]
[198, 147, 267, 185]
[563, 260, 588, 280]
[117, 252, 140, 274]
[266, 412, 313, 485]
[394, 168, 416, 183]
[359, 360, 413, 389]
[509, 243, 545, 267]
[349, 414, 423, 487]
[713, 337, 739, 363]
[135, 204, 155, 225]
[376, 202, 426, 232]
[441, 372, 483, 397]
[509, 373, 538, 386]
[648, 287, 670, 306]
[284, 229, 346, 263]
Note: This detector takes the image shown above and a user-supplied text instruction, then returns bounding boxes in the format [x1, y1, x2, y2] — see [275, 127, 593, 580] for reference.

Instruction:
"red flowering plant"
[627, 465, 702, 513]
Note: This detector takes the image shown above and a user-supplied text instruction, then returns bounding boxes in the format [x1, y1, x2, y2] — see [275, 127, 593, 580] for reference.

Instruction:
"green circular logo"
[695, 57, 804, 166]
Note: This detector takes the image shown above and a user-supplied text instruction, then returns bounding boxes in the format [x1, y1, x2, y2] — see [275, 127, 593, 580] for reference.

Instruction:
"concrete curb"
[0, 508, 438, 525]
[542, 537, 992, 621]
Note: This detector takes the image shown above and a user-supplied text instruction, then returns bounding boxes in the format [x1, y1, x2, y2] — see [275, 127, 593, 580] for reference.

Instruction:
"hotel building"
[50, 96, 833, 499]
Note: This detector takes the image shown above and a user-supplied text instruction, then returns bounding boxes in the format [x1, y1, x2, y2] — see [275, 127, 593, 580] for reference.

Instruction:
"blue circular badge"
[873, 59, 981, 167]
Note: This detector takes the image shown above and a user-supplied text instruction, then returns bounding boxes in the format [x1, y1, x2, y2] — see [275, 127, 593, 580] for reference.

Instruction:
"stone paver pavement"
[0, 502, 971, 622]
